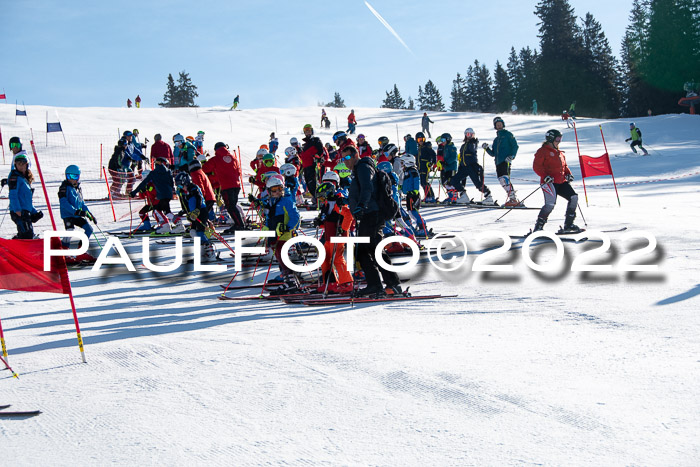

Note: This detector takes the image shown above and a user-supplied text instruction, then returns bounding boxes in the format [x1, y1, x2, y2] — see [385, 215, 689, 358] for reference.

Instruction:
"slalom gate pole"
[599, 126, 621, 206]
[29, 140, 58, 229]
[0, 354, 18, 379]
[481, 149, 486, 202]
[102, 166, 117, 221]
[260, 245, 276, 297]
[495, 182, 546, 221]
[128, 194, 133, 237]
[99, 144, 103, 178]
[0, 314, 10, 364]
[574, 121, 591, 207]
[237, 147, 246, 195]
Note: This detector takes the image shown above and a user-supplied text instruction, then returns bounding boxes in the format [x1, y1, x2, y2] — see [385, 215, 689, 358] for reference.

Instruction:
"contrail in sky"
[364, 1, 415, 57]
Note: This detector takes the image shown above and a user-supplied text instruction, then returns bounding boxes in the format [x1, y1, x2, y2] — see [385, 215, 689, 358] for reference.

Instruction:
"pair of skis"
[0, 405, 41, 418]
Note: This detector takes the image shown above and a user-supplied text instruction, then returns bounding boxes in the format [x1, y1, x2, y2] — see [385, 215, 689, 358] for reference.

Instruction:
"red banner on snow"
[0, 237, 70, 294]
[579, 153, 614, 179]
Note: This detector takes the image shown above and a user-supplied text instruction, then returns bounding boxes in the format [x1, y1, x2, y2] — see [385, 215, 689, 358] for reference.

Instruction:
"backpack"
[375, 169, 400, 222]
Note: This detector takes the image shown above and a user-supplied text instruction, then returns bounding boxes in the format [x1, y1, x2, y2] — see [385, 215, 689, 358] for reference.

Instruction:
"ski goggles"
[66, 173, 80, 181]
[264, 160, 274, 167]
[341, 153, 354, 161]
[416, 137, 425, 143]
[9, 142, 22, 150]
[268, 186, 284, 194]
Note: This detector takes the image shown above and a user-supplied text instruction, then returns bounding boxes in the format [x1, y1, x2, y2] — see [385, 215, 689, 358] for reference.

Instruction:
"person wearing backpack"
[625, 123, 649, 155]
[343, 145, 402, 297]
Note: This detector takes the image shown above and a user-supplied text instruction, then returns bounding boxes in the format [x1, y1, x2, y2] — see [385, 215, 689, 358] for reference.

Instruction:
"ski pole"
[0, 355, 18, 379]
[495, 182, 546, 221]
[481, 149, 486, 202]
[322, 243, 338, 299]
[577, 204, 588, 227]
[260, 243, 276, 297]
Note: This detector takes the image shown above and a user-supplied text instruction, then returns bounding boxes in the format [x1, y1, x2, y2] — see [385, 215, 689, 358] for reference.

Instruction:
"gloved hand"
[0, 178, 7, 188]
[129, 191, 137, 198]
[352, 205, 366, 221]
[76, 209, 88, 218]
[544, 175, 554, 184]
[275, 222, 289, 237]
[30, 211, 43, 223]
[436, 161, 443, 171]
[86, 211, 97, 224]
[566, 174, 574, 182]
[249, 176, 256, 184]
[337, 226, 346, 236]
[482, 143, 490, 150]
[625, 138, 631, 142]
[505, 156, 514, 163]
[187, 208, 200, 221]
[312, 216, 322, 227]
[248, 193, 257, 203]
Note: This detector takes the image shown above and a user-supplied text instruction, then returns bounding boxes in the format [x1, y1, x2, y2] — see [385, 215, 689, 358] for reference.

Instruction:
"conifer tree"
[159, 73, 178, 108]
[492, 61, 513, 113]
[175, 71, 199, 107]
[419, 80, 445, 111]
[381, 84, 406, 109]
[326, 92, 346, 108]
[450, 73, 468, 111]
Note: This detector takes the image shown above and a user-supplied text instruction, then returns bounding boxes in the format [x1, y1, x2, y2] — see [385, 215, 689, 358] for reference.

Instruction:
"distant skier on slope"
[625, 122, 649, 155]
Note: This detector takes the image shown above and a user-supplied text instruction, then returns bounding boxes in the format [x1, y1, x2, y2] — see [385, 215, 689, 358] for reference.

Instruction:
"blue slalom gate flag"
[47, 122, 63, 133]
[16, 109, 27, 116]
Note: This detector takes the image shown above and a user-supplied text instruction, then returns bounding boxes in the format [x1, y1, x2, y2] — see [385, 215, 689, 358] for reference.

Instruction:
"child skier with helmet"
[415, 132, 436, 202]
[262, 175, 300, 281]
[625, 123, 649, 155]
[8, 153, 43, 239]
[399, 155, 430, 237]
[58, 165, 98, 262]
[175, 172, 217, 261]
[532, 129, 582, 234]
[453, 128, 494, 205]
[251, 153, 280, 193]
[356, 134, 373, 159]
[280, 162, 302, 204]
[130, 157, 176, 232]
[313, 181, 354, 294]
[483, 116, 520, 207]
[439, 133, 459, 203]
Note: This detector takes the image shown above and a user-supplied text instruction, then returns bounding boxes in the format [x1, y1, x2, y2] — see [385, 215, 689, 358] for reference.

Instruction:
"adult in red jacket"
[300, 124, 325, 204]
[150, 134, 174, 166]
[531, 129, 580, 233]
[203, 142, 245, 231]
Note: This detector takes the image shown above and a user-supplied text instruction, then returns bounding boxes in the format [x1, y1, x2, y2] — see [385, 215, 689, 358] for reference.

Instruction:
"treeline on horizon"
[373, 0, 700, 118]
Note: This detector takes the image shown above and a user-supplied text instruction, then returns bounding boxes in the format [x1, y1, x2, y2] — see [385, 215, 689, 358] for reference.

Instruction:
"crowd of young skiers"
[2, 115, 651, 295]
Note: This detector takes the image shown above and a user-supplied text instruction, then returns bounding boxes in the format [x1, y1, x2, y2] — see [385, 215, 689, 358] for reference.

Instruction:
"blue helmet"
[123, 130, 133, 137]
[377, 161, 393, 173]
[65, 164, 81, 180]
[175, 172, 191, 187]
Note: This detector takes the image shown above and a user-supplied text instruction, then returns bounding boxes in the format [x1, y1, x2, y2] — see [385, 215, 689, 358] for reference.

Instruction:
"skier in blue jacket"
[58, 165, 98, 261]
[8, 153, 43, 239]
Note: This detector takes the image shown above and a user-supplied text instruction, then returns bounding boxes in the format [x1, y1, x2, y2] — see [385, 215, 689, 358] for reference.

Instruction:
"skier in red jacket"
[203, 142, 245, 232]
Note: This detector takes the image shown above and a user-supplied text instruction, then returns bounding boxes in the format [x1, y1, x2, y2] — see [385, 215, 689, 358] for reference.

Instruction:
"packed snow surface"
[1, 104, 699, 465]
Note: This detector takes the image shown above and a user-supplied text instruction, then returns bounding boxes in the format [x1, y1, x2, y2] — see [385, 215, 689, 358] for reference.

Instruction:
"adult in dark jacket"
[8, 153, 42, 239]
[343, 146, 401, 296]
[415, 132, 436, 201]
[421, 113, 434, 138]
[130, 157, 175, 230]
[483, 116, 520, 207]
[452, 128, 493, 204]
[150, 134, 174, 166]
[404, 134, 418, 156]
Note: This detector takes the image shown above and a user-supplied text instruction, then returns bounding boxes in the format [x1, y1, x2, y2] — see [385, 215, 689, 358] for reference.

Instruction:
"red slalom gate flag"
[0, 93, 6, 100]
[579, 153, 614, 179]
[0, 237, 70, 294]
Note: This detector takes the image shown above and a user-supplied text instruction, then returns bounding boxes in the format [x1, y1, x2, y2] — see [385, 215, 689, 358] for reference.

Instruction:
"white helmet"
[173, 133, 185, 144]
[284, 146, 297, 158]
[266, 174, 285, 188]
[196, 153, 207, 162]
[290, 137, 299, 145]
[280, 163, 297, 177]
[400, 155, 416, 169]
[383, 143, 398, 156]
[256, 148, 267, 158]
[464, 128, 475, 138]
[321, 171, 340, 185]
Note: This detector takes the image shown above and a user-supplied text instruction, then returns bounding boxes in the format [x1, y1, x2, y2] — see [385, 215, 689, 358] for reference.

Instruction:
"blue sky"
[1, 0, 633, 109]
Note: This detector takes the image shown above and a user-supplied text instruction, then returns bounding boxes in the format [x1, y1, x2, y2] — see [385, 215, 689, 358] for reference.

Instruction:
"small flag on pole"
[47, 122, 63, 133]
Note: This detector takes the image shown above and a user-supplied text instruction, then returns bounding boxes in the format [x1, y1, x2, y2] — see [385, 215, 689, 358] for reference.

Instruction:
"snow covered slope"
[1, 104, 699, 465]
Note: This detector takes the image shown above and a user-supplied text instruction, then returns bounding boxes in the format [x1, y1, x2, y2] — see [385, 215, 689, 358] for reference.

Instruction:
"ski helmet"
[493, 116, 505, 129]
[400, 155, 416, 169]
[316, 182, 336, 200]
[383, 143, 398, 157]
[280, 163, 297, 177]
[123, 130, 133, 137]
[173, 133, 185, 144]
[321, 171, 340, 186]
[266, 174, 284, 189]
[284, 147, 297, 158]
[118, 137, 128, 147]
[464, 128, 475, 139]
[303, 124, 313, 134]
[262, 153, 275, 166]
[378, 136, 389, 148]
[155, 157, 170, 166]
[441, 133, 452, 144]
[404, 133, 412, 141]
[545, 129, 562, 144]
[8, 136, 22, 150]
[214, 142, 228, 150]
[13, 153, 29, 164]
[435, 135, 444, 144]
[197, 130, 205, 135]
[357, 133, 366, 140]
[186, 136, 195, 142]
[259, 144, 269, 151]
[65, 164, 81, 180]
[188, 159, 202, 171]
[334, 162, 351, 178]
[175, 172, 191, 187]
[629, 122, 636, 128]
[256, 148, 268, 158]
[133, 129, 139, 135]
[415, 132, 425, 141]
[290, 137, 299, 146]
[377, 161, 393, 173]
[332, 131, 347, 143]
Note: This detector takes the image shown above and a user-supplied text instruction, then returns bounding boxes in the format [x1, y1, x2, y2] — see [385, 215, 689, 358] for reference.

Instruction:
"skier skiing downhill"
[532, 129, 582, 234]
[313, 181, 354, 294]
[453, 128, 494, 205]
[562, 110, 574, 129]
[483, 116, 520, 207]
[174, 172, 217, 261]
[626, 123, 649, 155]
[58, 165, 97, 262]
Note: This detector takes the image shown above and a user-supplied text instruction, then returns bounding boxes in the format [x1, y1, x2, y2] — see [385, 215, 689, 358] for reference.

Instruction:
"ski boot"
[559, 212, 583, 234]
[201, 243, 217, 263]
[533, 217, 547, 233]
[136, 218, 153, 232]
[455, 191, 471, 204]
[481, 192, 497, 206]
